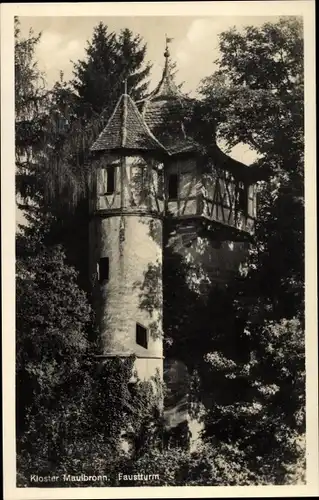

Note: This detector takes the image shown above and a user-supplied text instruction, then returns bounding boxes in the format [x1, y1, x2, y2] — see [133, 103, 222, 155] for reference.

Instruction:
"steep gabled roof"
[90, 93, 168, 153]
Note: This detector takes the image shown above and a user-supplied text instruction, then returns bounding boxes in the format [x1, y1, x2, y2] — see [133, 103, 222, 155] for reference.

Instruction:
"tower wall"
[89, 213, 163, 381]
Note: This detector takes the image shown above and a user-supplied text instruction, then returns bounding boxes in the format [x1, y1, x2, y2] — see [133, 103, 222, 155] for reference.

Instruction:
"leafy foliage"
[202, 317, 305, 484]
[16, 237, 163, 482]
[15, 17, 46, 124]
[122, 442, 258, 486]
[15, 20, 163, 485]
[190, 17, 305, 484]
[198, 17, 304, 319]
[160, 17, 305, 484]
[199, 17, 303, 157]
[16, 237, 93, 480]
[15, 17, 48, 207]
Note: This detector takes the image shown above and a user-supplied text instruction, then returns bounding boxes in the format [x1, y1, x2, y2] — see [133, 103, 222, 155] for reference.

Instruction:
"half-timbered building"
[89, 40, 261, 429]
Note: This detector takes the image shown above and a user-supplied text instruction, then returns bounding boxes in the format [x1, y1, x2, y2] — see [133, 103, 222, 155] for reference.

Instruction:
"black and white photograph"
[1, 1, 318, 498]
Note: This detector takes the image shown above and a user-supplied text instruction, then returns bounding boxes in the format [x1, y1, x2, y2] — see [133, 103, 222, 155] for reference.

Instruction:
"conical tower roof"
[138, 42, 197, 154]
[144, 45, 185, 102]
[90, 93, 167, 153]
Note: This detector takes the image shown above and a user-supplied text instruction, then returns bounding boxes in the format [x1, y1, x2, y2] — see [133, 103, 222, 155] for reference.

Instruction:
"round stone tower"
[89, 93, 168, 382]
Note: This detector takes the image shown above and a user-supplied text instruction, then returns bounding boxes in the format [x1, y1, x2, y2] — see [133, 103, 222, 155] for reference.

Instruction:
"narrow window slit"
[99, 257, 109, 283]
[238, 183, 248, 214]
[168, 174, 179, 200]
[106, 166, 116, 194]
[136, 323, 148, 349]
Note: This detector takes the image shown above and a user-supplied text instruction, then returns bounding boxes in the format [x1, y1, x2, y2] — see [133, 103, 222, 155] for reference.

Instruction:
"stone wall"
[89, 213, 163, 381]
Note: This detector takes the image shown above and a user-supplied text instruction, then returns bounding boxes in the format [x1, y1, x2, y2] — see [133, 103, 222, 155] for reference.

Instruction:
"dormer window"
[168, 174, 179, 200]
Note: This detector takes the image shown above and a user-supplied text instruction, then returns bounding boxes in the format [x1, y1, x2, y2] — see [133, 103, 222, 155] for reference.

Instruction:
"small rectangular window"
[238, 183, 248, 214]
[140, 166, 148, 201]
[106, 166, 116, 194]
[168, 174, 179, 200]
[157, 169, 164, 198]
[99, 257, 109, 283]
[136, 323, 148, 349]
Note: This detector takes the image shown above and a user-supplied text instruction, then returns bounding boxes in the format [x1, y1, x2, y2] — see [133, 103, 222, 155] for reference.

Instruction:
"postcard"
[1, 1, 318, 498]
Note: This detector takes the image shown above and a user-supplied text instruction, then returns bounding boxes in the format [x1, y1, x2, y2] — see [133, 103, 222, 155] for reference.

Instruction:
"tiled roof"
[90, 94, 167, 153]
[167, 139, 199, 155]
[137, 55, 198, 153]
[145, 73, 183, 102]
[142, 98, 185, 131]
[211, 144, 257, 179]
[90, 50, 256, 174]
[140, 96, 196, 151]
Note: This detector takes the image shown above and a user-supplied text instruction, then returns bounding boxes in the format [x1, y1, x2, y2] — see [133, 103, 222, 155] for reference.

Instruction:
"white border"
[1, 2, 317, 499]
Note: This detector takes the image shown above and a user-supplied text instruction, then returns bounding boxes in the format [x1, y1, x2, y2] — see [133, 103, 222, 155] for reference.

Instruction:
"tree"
[15, 17, 49, 207]
[201, 316, 305, 484]
[16, 225, 93, 477]
[14, 21, 77, 220]
[16, 219, 164, 485]
[191, 17, 305, 484]
[15, 17, 46, 128]
[198, 16, 304, 320]
[72, 23, 151, 120]
[121, 442, 257, 486]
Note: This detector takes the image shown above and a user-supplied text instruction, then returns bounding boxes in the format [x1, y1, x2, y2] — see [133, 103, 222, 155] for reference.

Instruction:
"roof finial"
[164, 34, 173, 58]
[164, 35, 173, 76]
[123, 78, 128, 95]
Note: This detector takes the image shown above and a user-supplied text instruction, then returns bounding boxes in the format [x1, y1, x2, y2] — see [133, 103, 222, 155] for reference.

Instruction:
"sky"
[19, 15, 281, 97]
[16, 15, 281, 226]
[18, 16, 282, 160]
